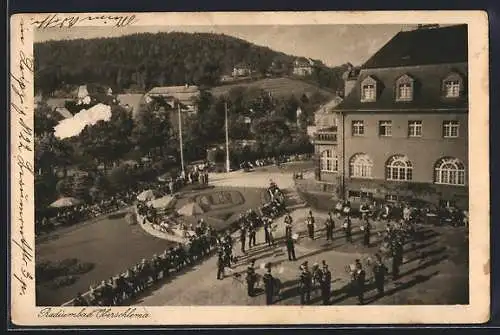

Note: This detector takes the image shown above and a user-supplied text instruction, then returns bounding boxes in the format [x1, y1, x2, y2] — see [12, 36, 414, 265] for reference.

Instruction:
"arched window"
[349, 153, 373, 178]
[434, 157, 466, 186]
[386, 155, 413, 181]
[320, 150, 338, 172]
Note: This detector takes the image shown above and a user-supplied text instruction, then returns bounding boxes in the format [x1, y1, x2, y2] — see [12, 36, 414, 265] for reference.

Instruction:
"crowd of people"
[35, 191, 140, 236]
[333, 199, 468, 227]
[72, 218, 219, 306]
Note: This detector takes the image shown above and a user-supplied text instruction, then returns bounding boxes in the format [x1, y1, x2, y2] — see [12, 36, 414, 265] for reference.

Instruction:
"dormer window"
[443, 72, 464, 98]
[395, 74, 414, 102]
[360, 76, 377, 102]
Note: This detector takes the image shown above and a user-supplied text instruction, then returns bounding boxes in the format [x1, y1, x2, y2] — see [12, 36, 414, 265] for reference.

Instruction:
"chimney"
[342, 67, 358, 98]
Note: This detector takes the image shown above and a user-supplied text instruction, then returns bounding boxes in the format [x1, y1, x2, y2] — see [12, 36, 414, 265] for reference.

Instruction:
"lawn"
[209, 77, 336, 100]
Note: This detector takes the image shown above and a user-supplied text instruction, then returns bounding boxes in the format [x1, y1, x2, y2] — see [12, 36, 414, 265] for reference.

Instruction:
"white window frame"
[443, 120, 460, 138]
[445, 80, 461, 98]
[379, 120, 392, 137]
[320, 150, 338, 172]
[352, 120, 364, 136]
[395, 74, 415, 102]
[386, 155, 413, 181]
[360, 76, 377, 102]
[434, 157, 466, 186]
[443, 72, 463, 98]
[408, 120, 422, 137]
[350, 153, 373, 179]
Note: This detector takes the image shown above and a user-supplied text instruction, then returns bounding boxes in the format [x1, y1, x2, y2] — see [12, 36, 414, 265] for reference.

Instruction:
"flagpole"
[225, 101, 230, 173]
[178, 102, 185, 175]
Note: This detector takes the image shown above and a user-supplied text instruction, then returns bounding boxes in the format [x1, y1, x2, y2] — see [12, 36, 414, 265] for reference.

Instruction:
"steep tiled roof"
[362, 24, 467, 69]
[336, 63, 468, 111]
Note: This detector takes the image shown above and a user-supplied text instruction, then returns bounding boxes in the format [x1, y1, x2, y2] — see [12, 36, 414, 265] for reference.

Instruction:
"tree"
[131, 101, 174, 158]
[251, 115, 291, 156]
[77, 105, 134, 171]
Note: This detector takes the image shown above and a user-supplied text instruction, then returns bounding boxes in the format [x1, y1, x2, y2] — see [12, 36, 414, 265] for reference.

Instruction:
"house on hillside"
[232, 63, 252, 77]
[317, 24, 468, 209]
[144, 84, 201, 113]
[293, 58, 315, 76]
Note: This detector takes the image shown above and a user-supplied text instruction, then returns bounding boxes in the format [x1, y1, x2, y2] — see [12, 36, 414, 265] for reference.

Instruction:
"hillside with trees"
[34, 32, 347, 95]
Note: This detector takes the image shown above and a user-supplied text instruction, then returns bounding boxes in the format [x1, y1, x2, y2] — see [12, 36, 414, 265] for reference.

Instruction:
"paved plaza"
[134, 168, 469, 306]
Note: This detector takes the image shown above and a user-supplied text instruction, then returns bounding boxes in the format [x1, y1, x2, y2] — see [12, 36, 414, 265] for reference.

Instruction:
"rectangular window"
[352, 120, 364, 136]
[445, 80, 460, 98]
[443, 121, 459, 138]
[320, 150, 338, 172]
[379, 121, 392, 136]
[408, 120, 422, 137]
[362, 84, 376, 101]
[398, 83, 413, 101]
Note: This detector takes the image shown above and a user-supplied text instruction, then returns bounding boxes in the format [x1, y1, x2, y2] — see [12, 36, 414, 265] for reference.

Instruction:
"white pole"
[225, 101, 230, 173]
[178, 102, 185, 175]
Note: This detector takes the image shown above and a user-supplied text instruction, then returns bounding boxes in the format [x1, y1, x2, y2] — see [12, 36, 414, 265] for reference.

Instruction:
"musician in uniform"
[325, 211, 334, 241]
[216, 251, 225, 280]
[263, 264, 275, 305]
[239, 222, 247, 254]
[246, 259, 257, 297]
[263, 218, 271, 246]
[351, 259, 366, 305]
[299, 261, 312, 305]
[391, 235, 403, 280]
[284, 212, 293, 236]
[372, 253, 388, 297]
[362, 215, 371, 247]
[286, 228, 297, 261]
[320, 260, 332, 305]
[307, 210, 315, 239]
[344, 216, 353, 243]
[248, 221, 257, 249]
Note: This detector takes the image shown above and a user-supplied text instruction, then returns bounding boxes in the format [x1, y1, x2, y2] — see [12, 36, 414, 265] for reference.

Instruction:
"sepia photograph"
[10, 11, 489, 325]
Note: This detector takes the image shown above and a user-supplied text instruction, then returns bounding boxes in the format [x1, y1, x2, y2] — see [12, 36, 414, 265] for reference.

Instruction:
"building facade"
[316, 24, 469, 209]
[293, 58, 315, 76]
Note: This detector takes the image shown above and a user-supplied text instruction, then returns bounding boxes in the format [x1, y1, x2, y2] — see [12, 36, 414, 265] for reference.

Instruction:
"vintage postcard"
[10, 11, 489, 326]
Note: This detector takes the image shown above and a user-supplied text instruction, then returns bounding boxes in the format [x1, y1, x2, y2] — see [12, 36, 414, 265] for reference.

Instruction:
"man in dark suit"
[299, 262, 312, 305]
[263, 265, 275, 305]
[320, 260, 332, 305]
[372, 253, 388, 297]
[352, 259, 366, 305]
[286, 229, 297, 261]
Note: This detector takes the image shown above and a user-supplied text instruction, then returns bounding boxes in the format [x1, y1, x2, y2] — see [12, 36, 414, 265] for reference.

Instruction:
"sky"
[35, 24, 415, 67]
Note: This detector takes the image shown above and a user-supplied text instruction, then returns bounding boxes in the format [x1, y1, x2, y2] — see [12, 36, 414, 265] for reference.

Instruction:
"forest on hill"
[34, 32, 348, 95]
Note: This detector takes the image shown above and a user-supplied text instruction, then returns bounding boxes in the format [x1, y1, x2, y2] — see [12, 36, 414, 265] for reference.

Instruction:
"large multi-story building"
[315, 24, 469, 209]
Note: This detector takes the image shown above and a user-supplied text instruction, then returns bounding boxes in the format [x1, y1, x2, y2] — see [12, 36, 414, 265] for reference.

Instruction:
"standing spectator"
[263, 265, 275, 305]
